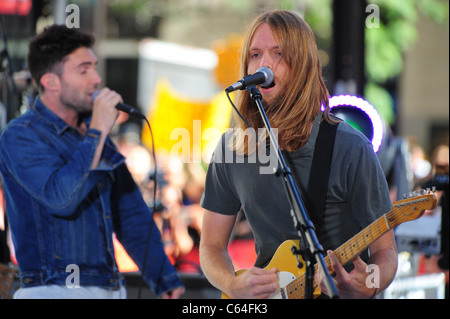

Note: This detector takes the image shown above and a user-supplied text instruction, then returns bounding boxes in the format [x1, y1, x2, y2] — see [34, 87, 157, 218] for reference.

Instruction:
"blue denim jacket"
[0, 98, 183, 296]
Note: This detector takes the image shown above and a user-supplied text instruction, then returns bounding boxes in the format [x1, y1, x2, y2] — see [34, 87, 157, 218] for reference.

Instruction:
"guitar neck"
[285, 214, 391, 298]
[282, 191, 436, 299]
[319, 214, 391, 274]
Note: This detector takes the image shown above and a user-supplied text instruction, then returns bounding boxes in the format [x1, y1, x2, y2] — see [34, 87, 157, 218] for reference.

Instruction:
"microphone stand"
[247, 86, 339, 299]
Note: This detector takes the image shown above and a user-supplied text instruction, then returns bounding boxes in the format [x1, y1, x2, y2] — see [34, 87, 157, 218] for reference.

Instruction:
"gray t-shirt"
[200, 114, 392, 268]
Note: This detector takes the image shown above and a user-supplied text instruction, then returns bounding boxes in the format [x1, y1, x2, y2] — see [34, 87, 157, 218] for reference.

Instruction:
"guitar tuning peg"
[402, 188, 438, 199]
[422, 187, 435, 194]
[404, 192, 414, 199]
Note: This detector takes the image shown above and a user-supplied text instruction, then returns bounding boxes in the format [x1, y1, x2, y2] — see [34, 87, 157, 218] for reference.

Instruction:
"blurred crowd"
[112, 121, 255, 274]
[0, 118, 448, 296]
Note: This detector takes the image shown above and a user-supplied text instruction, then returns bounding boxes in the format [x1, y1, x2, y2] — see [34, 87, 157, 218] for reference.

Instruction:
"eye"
[249, 50, 261, 59]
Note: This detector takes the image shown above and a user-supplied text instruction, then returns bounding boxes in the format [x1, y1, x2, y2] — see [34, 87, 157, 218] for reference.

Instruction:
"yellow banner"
[142, 79, 232, 163]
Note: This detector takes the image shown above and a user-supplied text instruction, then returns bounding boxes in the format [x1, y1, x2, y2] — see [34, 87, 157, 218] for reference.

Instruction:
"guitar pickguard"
[269, 271, 297, 299]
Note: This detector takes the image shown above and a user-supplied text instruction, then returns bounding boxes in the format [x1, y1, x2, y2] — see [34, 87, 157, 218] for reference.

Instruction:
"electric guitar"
[222, 190, 437, 299]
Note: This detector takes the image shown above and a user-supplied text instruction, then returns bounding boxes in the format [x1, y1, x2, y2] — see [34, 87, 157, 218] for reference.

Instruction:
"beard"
[59, 80, 92, 115]
[261, 90, 285, 116]
[260, 75, 287, 112]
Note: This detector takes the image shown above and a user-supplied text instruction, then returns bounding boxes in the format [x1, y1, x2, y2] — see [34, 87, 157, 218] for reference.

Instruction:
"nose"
[260, 53, 273, 69]
[92, 69, 102, 87]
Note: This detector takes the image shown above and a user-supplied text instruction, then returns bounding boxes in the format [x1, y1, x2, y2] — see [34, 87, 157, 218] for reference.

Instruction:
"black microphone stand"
[247, 86, 339, 299]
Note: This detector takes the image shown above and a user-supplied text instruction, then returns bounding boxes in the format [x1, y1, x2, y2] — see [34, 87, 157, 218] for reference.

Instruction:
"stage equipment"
[329, 95, 384, 153]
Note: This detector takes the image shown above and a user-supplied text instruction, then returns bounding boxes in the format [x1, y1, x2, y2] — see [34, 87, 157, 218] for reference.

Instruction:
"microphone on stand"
[91, 90, 146, 119]
[225, 67, 274, 93]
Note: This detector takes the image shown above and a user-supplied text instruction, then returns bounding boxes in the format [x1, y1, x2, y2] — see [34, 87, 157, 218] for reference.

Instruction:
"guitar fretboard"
[326, 214, 391, 270]
[283, 214, 391, 299]
[282, 192, 435, 299]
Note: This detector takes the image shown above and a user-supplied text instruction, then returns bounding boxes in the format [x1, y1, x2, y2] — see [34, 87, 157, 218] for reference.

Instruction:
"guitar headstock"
[386, 189, 438, 228]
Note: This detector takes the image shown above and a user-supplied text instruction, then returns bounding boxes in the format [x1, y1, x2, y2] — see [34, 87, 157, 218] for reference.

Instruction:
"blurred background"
[0, 0, 448, 299]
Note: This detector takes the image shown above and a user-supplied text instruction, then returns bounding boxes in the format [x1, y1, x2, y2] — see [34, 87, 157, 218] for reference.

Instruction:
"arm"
[0, 123, 104, 216]
[111, 164, 184, 298]
[316, 229, 398, 299]
[366, 229, 398, 294]
[200, 209, 279, 299]
[0, 89, 121, 216]
[88, 88, 121, 169]
[316, 135, 398, 298]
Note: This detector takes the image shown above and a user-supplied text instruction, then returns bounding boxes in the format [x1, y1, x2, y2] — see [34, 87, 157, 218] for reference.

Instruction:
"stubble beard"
[59, 81, 92, 119]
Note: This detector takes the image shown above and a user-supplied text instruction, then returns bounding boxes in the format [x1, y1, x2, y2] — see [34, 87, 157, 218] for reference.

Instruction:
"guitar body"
[222, 240, 321, 299]
[221, 191, 437, 299]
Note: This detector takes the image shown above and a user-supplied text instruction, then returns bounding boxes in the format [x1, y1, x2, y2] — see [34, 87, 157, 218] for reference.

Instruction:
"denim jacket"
[0, 98, 183, 296]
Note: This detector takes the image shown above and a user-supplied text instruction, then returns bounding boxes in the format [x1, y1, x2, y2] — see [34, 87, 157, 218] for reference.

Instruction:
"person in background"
[0, 25, 184, 299]
[419, 142, 449, 298]
[199, 10, 397, 299]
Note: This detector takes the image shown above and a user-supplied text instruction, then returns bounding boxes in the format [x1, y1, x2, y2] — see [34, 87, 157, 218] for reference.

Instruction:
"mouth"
[89, 90, 99, 103]
[260, 80, 276, 93]
[262, 81, 275, 89]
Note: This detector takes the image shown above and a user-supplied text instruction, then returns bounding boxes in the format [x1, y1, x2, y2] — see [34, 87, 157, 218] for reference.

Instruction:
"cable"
[137, 116, 158, 299]
[225, 91, 279, 170]
[134, 91, 272, 298]
[226, 91, 252, 130]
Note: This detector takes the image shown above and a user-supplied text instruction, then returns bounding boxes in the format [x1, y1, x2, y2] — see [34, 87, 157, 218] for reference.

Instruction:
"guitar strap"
[305, 118, 339, 237]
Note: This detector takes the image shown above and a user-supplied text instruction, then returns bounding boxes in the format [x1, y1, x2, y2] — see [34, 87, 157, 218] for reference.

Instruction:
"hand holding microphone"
[88, 88, 149, 170]
[91, 89, 146, 119]
[88, 88, 122, 136]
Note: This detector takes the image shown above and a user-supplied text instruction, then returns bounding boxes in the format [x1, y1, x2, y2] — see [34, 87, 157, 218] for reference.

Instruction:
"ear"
[40, 73, 61, 92]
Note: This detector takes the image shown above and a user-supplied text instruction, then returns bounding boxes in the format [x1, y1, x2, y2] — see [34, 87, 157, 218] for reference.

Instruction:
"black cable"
[137, 116, 158, 299]
[225, 91, 279, 168]
[226, 91, 252, 130]
[134, 91, 272, 298]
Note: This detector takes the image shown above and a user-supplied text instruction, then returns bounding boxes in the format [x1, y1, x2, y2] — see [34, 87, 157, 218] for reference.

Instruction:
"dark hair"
[27, 25, 95, 89]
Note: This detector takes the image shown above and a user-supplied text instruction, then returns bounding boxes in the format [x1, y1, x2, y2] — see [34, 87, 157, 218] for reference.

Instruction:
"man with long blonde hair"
[200, 10, 397, 299]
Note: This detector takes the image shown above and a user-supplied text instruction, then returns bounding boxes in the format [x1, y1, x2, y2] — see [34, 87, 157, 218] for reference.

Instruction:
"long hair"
[232, 10, 336, 154]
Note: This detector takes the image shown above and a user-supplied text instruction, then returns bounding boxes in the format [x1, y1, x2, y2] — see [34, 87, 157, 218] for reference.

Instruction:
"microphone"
[225, 67, 274, 93]
[91, 90, 146, 119]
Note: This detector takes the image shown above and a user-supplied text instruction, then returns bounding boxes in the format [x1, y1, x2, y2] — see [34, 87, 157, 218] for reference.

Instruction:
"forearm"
[368, 236, 398, 294]
[318, 230, 398, 299]
[200, 241, 237, 294]
[199, 210, 239, 295]
[0, 126, 104, 216]
[89, 130, 107, 169]
[199, 211, 281, 299]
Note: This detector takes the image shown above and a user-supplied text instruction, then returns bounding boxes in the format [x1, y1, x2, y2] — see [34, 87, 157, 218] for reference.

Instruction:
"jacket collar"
[33, 97, 91, 135]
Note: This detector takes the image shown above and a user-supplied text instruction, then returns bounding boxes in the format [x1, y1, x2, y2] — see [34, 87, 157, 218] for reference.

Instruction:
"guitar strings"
[283, 195, 432, 299]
